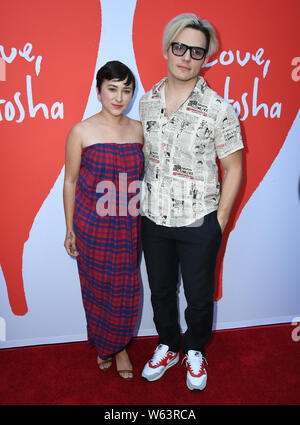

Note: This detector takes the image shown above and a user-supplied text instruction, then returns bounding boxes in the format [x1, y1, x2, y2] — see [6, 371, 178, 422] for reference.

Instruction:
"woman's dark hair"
[96, 61, 136, 95]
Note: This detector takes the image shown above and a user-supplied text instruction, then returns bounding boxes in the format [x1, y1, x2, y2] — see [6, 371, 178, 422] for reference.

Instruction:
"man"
[139, 13, 243, 391]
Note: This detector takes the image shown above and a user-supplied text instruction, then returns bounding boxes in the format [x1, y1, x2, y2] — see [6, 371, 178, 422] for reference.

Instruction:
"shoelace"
[150, 344, 169, 366]
[182, 352, 208, 374]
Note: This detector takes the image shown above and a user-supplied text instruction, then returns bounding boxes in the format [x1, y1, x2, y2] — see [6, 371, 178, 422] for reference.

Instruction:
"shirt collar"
[152, 76, 207, 99]
[192, 76, 207, 95]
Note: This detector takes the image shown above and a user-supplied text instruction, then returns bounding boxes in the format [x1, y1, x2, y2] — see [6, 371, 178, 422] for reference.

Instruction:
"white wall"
[0, 0, 299, 348]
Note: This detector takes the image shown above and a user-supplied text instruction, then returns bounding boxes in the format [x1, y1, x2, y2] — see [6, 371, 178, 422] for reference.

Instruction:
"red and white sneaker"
[184, 350, 207, 391]
[141, 344, 179, 381]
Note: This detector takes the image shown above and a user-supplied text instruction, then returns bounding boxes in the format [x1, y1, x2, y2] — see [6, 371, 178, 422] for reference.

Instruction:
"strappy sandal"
[97, 355, 113, 371]
[115, 348, 133, 380]
[117, 369, 134, 381]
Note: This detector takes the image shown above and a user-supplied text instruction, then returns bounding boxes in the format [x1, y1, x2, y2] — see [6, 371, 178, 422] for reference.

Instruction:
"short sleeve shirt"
[139, 76, 244, 227]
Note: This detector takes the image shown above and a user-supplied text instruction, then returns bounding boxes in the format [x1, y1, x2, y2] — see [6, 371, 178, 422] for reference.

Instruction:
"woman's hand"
[64, 230, 79, 257]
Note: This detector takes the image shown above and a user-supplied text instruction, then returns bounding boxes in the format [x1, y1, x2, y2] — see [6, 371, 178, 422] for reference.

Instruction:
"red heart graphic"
[133, 0, 300, 299]
[0, 0, 101, 315]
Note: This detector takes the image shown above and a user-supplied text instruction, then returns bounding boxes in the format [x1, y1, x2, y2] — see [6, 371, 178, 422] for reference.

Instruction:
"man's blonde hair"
[163, 13, 218, 58]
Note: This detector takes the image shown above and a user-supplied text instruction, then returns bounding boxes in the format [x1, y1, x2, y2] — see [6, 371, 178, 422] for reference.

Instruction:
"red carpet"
[0, 324, 299, 405]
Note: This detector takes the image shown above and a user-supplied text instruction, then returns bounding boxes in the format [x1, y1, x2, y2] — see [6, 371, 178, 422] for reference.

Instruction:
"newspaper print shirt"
[139, 76, 244, 227]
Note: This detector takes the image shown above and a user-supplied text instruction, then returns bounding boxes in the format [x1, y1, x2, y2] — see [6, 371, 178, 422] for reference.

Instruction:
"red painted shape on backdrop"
[133, 0, 300, 299]
[0, 1, 101, 315]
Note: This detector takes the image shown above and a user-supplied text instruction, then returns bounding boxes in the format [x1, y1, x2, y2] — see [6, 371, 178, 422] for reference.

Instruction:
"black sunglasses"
[171, 42, 207, 61]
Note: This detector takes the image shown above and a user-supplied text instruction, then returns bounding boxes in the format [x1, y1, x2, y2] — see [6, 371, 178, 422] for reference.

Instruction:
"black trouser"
[141, 211, 222, 355]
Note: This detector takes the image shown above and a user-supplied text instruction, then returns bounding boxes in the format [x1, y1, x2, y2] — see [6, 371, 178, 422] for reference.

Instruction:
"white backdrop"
[0, 0, 299, 349]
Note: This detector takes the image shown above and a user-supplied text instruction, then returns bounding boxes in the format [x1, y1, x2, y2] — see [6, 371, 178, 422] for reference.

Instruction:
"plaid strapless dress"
[73, 142, 144, 358]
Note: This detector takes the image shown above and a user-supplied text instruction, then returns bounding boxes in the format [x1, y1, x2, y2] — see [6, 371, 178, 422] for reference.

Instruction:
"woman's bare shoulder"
[128, 118, 143, 141]
[79, 113, 102, 131]
[67, 114, 101, 145]
[128, 117, 142, 128]
[66, 121, 88, 150]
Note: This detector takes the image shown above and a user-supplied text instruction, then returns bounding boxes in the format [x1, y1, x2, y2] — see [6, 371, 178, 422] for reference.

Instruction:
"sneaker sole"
[142, 354, 179, 382]
[186, 374, 207, 391]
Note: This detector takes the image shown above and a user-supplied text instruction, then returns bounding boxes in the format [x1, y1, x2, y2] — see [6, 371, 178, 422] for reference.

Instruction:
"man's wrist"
[216, 210, 229, 232]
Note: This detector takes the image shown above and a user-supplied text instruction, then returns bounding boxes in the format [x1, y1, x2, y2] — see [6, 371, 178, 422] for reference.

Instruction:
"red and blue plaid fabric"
[73, 143, 144, 358]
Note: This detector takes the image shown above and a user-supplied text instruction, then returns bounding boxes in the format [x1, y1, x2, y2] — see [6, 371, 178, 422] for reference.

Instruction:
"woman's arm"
[63, 124, 83, 256]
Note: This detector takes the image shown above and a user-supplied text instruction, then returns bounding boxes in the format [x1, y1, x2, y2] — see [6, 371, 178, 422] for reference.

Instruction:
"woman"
[63, 61, 144, 380]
